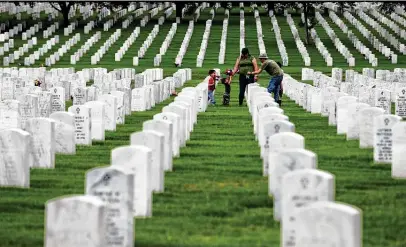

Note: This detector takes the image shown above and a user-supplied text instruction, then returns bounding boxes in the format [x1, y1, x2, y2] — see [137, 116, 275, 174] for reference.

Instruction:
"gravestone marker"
[85, 166, 134, 246]
[25, 118, 55, 168]
[130, 131, 164, 193]
[68, 105, 92, 145]
[287, 201, 362, 247]
[374, 89, 391, 114]
[50, 87, 65, 113]
[269, 149, 317, 221]
[265, 132, 304, 177]
[281, 169, 335, 246]
[374, 114, 402, 163]
[395, 87, 406, 117]
[0, 128, 31, 188]
[359, 107, 385, 148]
[49, 112, 76, 154]
[143, 119, 173, 171]
[84, 101, 105, 141]
[45, 195, 107, 247]
[392, 122, 406, 178]
[347, 103, 370, 140]
[111, 145, 153, 217]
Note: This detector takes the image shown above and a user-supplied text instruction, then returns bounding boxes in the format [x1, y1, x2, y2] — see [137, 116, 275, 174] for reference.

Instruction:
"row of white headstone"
[239, 9, 245, 52]
[287, 14, 311, 66]
[158, 23, 177, 57]
[43, 22, 60, 39]
[21, 22, 42, 41]
[315, 12, 355, 66]
[328, 10, 378, 65]
[174, 21, 194, 67]
[309, 24, 333, 66]
[271, 15, 289, 66]
[369, 8, 406, 40]
[0, 21, 28, 42]
[71, 31, 101, 64]
[116, 27, 140, 62]
[218, 16, 228, 65]
[0, 67, 192, 188]
[44, 75, 208, 247]
[196, 20, 212, 67]
[138, 25, 160, 59]
[359, 9, 406, 54]
[247, 79, 362, 247]
[295, 68, 406, 178]
[91, 29, 121, 65]
[44, 33, 80, 67]
[254, 9, 266, 55]
[343, 11, 396, 62]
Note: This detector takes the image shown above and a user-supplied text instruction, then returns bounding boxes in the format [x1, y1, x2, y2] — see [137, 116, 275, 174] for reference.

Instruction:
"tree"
[335, 2, 356, 16]
[301, 2, 318, 45]
[49, 2, 75, 28]
[175, 2, 187, 19]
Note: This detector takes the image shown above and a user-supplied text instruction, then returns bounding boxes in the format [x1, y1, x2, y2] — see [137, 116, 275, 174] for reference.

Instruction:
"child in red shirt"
[208, 69, 216, 105]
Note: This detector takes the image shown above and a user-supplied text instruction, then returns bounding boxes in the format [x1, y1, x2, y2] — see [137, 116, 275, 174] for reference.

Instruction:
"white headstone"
[84, 101, 106, 141]
[25, 118, 55, 168]
[374, 114, 402, 163]
[0, 128, 31, 188]
[68, 105, 92, 145]
[85, 166, 134, 246]
[359, 107, 385, 148]
[45, 195, 107, 247]
[269, 149, 317, 221]
[281, 169, 335, 245]
[130, 131, 164, 193]
[49, 112, 76, 154]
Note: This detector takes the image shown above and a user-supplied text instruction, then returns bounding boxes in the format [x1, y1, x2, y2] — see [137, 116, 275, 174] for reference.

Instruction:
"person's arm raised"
[232, 57, 240, 75]
[249, 59, 265, 75]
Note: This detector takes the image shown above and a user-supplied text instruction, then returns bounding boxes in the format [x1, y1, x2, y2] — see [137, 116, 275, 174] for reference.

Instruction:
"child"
[208, 69, 216, 105]
[220, 69, 233, 105]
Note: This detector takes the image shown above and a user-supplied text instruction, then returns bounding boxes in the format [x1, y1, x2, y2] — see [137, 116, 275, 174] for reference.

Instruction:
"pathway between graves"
[134, 92, 279, 246]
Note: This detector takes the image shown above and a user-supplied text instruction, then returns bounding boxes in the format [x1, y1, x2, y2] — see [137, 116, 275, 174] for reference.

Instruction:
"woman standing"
[232, 48, 259, 106]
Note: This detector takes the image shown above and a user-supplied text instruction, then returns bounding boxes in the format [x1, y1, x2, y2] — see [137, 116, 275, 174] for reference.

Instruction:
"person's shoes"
[277, 100, 282, 106]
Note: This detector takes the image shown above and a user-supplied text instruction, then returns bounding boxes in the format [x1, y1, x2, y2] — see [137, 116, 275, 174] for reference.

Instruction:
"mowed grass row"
[0, 6, 406, 247]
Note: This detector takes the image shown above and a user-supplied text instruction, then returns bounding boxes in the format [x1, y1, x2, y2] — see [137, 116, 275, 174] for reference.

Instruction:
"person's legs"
[239, 74, 248, 106]
[268, 75, 283, 103]
[208, 90, 216, 105]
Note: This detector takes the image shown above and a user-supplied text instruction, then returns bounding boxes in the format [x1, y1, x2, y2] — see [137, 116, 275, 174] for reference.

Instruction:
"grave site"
[1, 1, 406, 247]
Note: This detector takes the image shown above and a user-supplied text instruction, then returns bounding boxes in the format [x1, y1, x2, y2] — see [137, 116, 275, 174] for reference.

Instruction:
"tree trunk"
[176, 2, 185, 19]
[268, 2, 275, 11]
[304, 3, 310, 45]
[62, 9, 69, 28]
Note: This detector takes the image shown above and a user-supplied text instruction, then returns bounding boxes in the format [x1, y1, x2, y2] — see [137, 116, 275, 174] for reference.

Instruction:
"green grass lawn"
[1, 6, 406, 247]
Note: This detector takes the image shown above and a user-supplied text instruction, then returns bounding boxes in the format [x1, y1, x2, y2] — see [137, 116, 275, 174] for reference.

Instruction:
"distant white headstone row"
[294, 67, 406, 179]
[196, 20, 212, 67]
[71, 32, 101, 64]
[287, 14, 311, 66]
[43, 72, 208, 247]
[174, 21, 194, 67]
[91, 29, 121, 65]
[328, 10, 379, 65]
[315, 12, 354, 66]
[137, 25, 160, 59]
[0, 21, 29, 42]
[43, 33, 80, 67]
[343, 11, 396, 63]
[254, 10, 267, 55]
[247, 79, 362, 247]
[271, 15, 288, 66]
[218, 17, 228, 65]
[116, 27, 140, 62]
[158, 23, 177, 57]
[239, 9, 245, 51]
[360, 9, 406, 54]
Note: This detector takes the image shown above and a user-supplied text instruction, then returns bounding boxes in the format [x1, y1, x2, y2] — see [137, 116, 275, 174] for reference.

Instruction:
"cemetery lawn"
[2, 7, 406, 247]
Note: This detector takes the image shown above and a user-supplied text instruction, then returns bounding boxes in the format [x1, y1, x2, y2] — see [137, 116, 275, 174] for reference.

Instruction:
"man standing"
[248, 53, 284, 106]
